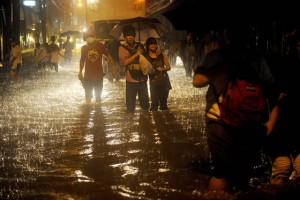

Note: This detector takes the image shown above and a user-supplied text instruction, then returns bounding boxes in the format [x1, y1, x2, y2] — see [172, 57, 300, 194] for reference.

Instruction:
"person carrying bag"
[144, 37, 172, 111]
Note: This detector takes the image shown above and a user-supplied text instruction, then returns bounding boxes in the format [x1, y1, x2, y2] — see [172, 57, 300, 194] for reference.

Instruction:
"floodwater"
[0, 51, 297, 200]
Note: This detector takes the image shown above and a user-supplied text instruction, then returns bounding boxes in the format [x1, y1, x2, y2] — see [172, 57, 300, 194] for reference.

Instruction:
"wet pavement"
[0, 50, 299, 200]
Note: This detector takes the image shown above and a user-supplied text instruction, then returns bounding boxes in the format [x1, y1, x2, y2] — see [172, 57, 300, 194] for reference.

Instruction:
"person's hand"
[78, 73, 83, 80]
[156, 47, 162, 55]
[137, 47, 143, 55]
[156, 66, 164, 71]
[112, 65, 119, 75]
[265, 117, 277, 136]
[278, 93, 286, 101]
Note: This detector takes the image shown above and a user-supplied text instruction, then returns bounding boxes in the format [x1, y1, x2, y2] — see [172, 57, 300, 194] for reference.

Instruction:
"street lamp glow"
[23, 0, 36, 6]
[78, 0, 83, 7]
[87, 0, 97, 4]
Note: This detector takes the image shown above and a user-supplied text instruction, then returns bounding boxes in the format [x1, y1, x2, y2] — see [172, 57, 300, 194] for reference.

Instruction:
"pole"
[86, 0, 88, 29]
[12, 0, 21, 43]
[41, 0, 47, 44]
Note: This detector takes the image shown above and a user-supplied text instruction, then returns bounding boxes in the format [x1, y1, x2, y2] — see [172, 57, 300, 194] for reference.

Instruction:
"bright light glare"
[23, 1, 36, 6]
[87, 0, 97, 4]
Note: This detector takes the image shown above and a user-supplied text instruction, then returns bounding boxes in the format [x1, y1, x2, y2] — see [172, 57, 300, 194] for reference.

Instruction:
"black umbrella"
[94, 19, 122, 39]
[60, 30, 82, 37]
[109, 16, 169, 42]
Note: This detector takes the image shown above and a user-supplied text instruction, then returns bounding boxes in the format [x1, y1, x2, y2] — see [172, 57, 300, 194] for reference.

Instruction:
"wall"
[87, 0, 145, 27]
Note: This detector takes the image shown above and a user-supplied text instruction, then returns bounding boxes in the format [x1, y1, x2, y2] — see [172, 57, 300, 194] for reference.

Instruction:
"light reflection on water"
[0, 55, 275, 199]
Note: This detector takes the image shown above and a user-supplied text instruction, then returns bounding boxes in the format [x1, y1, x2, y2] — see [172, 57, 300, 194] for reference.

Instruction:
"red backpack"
[218, 78, 266, 126]
[213, 50, 268, 126]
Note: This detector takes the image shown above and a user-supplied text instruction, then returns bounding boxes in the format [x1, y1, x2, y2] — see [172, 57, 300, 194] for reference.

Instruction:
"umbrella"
[60, 30, 82, 37]
[94, 19, 121, 40]
[109, 16, 169, 42]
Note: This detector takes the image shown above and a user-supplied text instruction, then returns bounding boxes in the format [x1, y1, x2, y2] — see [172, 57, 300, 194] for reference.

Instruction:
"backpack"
[121, 42, 144, 64]
[120, 42, 148, 82]
[214, 51, 267, 126]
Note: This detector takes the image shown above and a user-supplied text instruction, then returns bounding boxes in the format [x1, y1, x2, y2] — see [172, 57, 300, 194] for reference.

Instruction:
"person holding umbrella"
[118, 25, 150, 112]
[62, 36, 74, 64]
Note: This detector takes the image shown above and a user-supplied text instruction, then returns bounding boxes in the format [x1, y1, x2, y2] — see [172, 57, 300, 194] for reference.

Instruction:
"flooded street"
[0, 51, 212, 200]
[0, 51, 295, 200]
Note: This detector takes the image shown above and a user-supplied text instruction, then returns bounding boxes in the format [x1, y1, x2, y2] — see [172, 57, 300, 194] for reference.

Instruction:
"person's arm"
[107, 53, 118, 74]
[193, 50, 225, 88]
[10, 46, 20, 66]
[265, 104, 279, 135]
[119, 45, 142, 67]
[162, 53, 171, 71]
[11, 54, 19, 64]
[157, 53, 171, 72]
[125, 47, 141, 66]
[265, 92, 286, 135]
[193, 72, 210, 88]
[119, 46, 129, 68]
[78, 46, 85, 80]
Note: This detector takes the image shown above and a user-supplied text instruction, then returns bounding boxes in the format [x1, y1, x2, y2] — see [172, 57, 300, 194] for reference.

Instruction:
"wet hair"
[50, 36, 56, 42]
[145, 37, 157, 52]
[123, 25, 136, 37]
